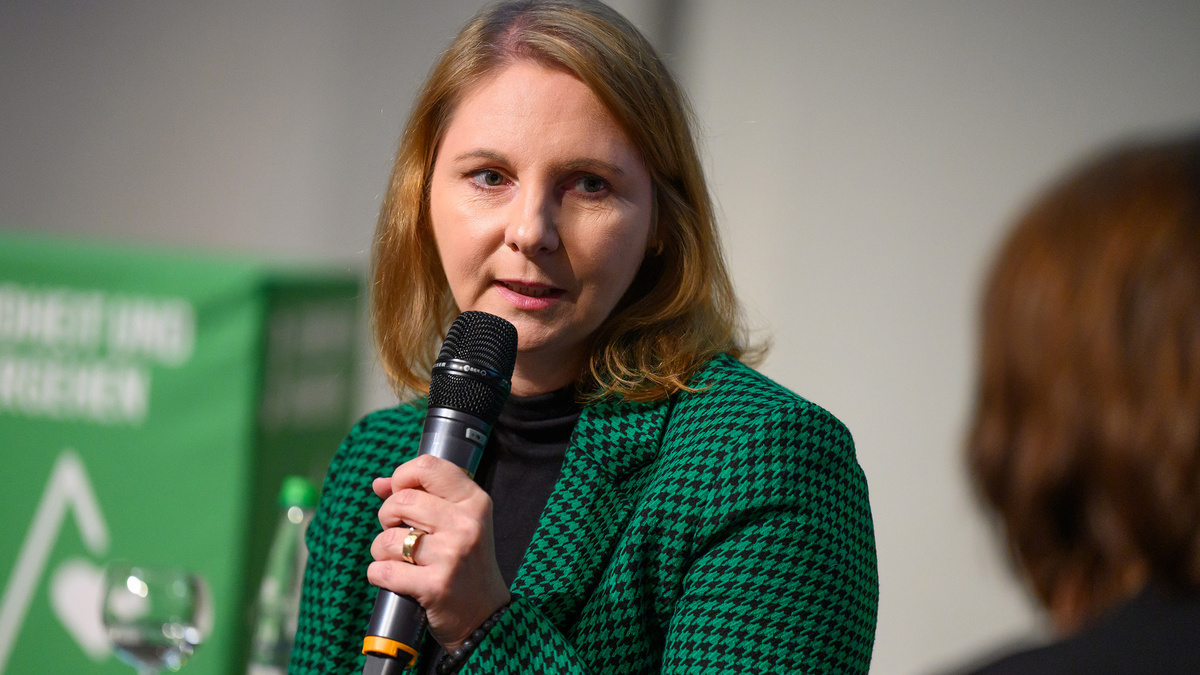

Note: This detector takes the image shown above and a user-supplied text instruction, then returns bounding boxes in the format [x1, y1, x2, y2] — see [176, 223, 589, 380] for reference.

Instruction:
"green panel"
[0, 233, 360, 675]
[232, 279, 363, 671]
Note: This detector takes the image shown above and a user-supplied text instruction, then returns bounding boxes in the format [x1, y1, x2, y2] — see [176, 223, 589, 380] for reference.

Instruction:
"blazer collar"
[510, 393, 672, 626]
[565, 394, 670, 481]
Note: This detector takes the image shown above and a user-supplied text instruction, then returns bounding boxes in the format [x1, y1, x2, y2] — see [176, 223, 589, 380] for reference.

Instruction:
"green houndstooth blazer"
[291, 354, 878, 673]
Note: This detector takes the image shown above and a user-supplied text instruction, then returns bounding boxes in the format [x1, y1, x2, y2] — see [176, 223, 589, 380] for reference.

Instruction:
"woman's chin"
[514, 334, 560, 357]
[514, 333, 586, 370]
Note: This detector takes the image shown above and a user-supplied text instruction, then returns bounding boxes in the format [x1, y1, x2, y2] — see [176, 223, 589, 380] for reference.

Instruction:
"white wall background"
[3, 2, 1199, 673]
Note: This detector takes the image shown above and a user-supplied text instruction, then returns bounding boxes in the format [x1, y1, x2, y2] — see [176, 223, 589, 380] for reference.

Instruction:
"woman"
[960, 133, 1200, 673]
[291, 1, 878, 673]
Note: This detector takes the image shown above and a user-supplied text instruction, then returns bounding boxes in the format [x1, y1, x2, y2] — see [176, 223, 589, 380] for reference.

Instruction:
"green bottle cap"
[279, 476, 318, 509]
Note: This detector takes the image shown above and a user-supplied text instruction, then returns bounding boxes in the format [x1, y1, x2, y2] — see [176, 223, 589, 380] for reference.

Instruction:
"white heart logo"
[49, 558, 111, 661]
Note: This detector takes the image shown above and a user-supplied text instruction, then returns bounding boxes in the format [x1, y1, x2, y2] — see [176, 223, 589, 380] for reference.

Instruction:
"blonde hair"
[372, 0, 760, 402]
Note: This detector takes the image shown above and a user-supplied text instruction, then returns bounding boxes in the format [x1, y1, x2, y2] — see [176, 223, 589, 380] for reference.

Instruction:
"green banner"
[0, 233, 361, 674]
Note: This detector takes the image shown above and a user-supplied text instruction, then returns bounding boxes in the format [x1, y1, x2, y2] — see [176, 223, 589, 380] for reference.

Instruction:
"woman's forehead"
[439, 60, 642, 171]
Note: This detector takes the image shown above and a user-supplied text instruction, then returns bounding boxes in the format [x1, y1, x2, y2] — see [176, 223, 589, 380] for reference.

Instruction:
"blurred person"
[290, 1, 878, 674]
[958, 132, 1200, 674]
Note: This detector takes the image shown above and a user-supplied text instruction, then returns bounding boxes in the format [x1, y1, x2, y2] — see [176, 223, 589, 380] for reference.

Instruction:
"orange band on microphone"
[362, 636, 419, 666]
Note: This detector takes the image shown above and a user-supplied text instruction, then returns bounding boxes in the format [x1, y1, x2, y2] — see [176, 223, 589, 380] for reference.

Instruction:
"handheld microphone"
[362, 311, 518, 675]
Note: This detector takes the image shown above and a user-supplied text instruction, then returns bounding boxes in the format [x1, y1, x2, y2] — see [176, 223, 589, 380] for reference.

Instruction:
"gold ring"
[400, 528, 426, 565]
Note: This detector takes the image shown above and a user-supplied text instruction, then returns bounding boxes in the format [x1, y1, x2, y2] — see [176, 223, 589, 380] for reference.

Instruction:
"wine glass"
[102, 562, 213, 674]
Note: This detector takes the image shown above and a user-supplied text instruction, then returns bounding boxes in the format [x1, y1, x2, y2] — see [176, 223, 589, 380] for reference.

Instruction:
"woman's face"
[428, 59, 654, 393]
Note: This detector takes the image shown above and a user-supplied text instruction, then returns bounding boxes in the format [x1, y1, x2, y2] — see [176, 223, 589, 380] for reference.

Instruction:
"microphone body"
[362, 312, 517, 674]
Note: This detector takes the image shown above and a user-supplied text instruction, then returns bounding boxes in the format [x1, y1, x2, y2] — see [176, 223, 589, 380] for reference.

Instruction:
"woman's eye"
[471, 170, 506, 187]
[574, 175, 608, 194]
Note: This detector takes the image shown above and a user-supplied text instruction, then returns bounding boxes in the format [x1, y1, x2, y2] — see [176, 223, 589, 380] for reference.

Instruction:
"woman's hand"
[368, 454, 510, 651]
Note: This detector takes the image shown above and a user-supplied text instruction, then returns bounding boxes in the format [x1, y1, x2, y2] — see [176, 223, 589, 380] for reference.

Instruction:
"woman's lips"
[493, 280, 565, 309]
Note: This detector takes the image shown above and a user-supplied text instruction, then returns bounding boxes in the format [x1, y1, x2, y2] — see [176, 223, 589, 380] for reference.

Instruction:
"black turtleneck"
[475, 385, 582, 586]
[419, 386, 581, 673]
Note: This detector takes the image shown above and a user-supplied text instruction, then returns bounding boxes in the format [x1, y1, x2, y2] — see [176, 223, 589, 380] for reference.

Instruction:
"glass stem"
[137, 667, 159, 675]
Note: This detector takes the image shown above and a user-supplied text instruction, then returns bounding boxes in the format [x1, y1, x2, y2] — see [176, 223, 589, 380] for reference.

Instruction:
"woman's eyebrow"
[450, 150, 626, 177]
[452, 149, 508, 164]
[553, 158, 626, 176]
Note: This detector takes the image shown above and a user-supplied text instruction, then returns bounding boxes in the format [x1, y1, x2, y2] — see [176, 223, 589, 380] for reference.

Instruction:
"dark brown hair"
[968, 132, 1200, 628]
[371, 0, 760, 402]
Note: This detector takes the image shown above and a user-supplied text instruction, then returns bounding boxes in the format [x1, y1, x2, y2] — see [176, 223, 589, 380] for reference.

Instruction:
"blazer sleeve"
[663, 400, 878, 673]
[460, 399, 879, 674]
[290, 408, 424, 674]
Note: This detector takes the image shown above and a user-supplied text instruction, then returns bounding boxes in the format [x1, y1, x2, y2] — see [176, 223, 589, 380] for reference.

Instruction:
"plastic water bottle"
[247, 476, 317, 675]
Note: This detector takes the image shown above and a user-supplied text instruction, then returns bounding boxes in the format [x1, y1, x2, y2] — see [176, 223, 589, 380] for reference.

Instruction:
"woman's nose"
[504, 184, 560, 256]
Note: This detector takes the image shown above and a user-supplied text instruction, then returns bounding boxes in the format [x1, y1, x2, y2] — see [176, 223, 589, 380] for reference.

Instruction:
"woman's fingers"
[375, 490, 492, 561]
[375, 455, 492, 533]
[389, 454, 479, 502]
[366, 558, 445, 605]
[374, 455, 483, 530]
[373, 455, 473, 501]
[377, 485, 443, 531]
[371, 527, 435, 566]
[372, 476, 392, 499]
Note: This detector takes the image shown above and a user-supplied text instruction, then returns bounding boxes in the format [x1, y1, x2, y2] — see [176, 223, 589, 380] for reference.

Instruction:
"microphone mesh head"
[428, 311, 518, 423]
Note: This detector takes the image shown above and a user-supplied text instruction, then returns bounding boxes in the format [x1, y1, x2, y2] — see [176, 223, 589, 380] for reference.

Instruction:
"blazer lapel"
[510, 394, 671, 627]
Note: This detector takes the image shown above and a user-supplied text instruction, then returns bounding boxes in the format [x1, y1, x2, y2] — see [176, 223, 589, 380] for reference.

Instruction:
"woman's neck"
[510, 345, 584, 396]
[1048, 562, 1148, 636]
